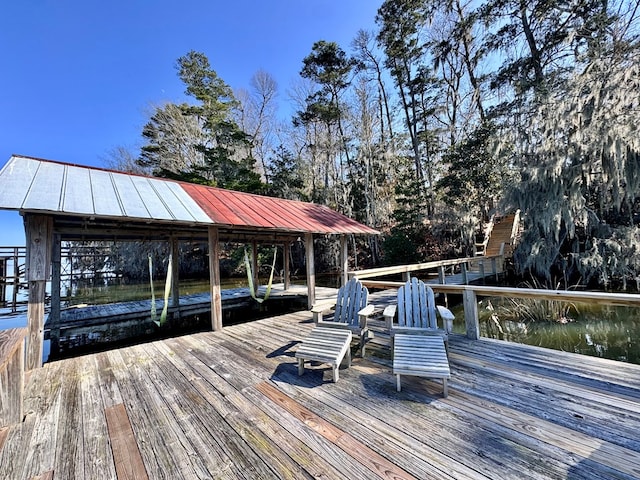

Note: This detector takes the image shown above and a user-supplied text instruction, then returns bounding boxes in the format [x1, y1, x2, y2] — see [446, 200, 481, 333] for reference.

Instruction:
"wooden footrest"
[393, 334, 451, 397]
[295, 327, 352, 382]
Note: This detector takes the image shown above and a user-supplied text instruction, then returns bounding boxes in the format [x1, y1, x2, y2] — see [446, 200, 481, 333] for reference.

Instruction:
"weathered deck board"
[104, 403, 148, 480]
[1, 309, 640, 479]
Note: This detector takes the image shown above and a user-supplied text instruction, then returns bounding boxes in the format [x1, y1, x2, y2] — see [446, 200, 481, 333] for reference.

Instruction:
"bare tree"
[234, 70, 279, 181]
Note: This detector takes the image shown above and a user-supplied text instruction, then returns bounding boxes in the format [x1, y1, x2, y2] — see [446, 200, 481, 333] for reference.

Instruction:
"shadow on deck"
[2, 308, 640, 479]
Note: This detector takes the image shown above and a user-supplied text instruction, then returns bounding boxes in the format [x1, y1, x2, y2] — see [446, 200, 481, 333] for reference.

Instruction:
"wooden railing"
[348, 254, 505, 285]
[354, 279, 640, 341]
[0, 247, 26, 313]
[475, 214, 496, 256]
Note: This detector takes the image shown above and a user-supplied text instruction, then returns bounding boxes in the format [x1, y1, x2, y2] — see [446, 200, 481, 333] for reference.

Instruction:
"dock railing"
[348, 254, 506, 286]
[353, 278, 640, 341]
[0, 247, 26, 313]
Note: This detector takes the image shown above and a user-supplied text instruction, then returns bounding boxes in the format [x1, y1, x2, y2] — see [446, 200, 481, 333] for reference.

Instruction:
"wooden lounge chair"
[383, 277, 455, 349]
[311, 277, 375, 356]
[385, 277, 454, 397]
[393, 334, 451, 396]
[295, 326, 352, 382]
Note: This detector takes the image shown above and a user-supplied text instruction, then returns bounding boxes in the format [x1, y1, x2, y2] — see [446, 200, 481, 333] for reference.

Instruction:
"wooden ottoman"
[295, 327, 352, 382]
[393, 334, 451, 397]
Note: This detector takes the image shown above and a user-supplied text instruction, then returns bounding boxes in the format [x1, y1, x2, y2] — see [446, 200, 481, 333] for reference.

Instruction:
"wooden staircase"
[484, 214, 518, 257]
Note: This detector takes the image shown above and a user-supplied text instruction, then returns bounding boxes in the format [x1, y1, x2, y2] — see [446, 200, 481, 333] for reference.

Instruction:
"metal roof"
[0, 155, 379, 236]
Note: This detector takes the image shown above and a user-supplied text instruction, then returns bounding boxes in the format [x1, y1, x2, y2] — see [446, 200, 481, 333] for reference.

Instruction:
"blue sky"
[0, 0, 382, 245]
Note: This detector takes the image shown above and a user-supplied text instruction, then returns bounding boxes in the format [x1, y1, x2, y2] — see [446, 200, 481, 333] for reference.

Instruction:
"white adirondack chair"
[311, 277, 375, 356]
[383, 277, 455, 348]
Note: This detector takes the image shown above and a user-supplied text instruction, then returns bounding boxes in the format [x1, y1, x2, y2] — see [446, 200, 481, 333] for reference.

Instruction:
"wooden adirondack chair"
[311, 277, 375, 356]
[383, 277, 455, 348]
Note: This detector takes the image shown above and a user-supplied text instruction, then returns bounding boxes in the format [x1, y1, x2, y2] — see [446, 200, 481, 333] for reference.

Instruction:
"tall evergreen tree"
[138, 51, 263, 192]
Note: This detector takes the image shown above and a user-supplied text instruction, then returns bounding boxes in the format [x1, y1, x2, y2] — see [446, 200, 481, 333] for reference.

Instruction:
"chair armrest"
[357, 304, 375, 329]
[311, 301, 335, 324]
[383, 304, 396, 330]
[436, 305, 455, 333]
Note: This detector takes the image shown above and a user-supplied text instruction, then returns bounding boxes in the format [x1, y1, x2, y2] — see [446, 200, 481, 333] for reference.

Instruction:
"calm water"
[64, 274, 341, 307]
[450, 298, 640, 364]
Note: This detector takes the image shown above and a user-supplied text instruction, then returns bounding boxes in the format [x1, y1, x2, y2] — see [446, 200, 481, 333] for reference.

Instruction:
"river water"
[450, 298, 640, 364]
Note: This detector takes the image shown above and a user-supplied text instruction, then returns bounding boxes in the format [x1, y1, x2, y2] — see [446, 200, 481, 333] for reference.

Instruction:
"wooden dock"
[44, 284, 339, 350]
[2, 308, 639, 479]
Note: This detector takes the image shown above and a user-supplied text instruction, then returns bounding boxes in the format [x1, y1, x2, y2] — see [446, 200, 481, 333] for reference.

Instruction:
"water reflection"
[453, 299, 640, 365]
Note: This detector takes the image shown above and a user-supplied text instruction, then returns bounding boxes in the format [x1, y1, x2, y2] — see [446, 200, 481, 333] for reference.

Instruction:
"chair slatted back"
[334, 278, 369, 328]
[397, 277, 438, 329]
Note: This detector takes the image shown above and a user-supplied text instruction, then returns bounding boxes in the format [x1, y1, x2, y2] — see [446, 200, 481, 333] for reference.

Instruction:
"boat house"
[0, 155, 378, 370]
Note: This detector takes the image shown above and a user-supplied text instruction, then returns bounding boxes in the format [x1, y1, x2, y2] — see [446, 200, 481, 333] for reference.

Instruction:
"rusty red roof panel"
[181, 183, 379, 235]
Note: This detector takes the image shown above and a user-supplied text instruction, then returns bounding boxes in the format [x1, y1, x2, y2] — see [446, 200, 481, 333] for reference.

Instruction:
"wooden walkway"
[45, 284, 338, 339]
[2, 307, 640, 479]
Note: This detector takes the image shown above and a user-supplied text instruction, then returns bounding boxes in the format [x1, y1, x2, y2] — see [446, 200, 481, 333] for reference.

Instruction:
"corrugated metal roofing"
[0, 155, 379, 236]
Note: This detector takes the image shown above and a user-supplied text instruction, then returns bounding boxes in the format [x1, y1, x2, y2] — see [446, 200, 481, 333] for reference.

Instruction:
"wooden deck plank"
[105, 348, 192, 479]
[0, 427, 8, 453]
[224, 316, 640, 480]
[256, 381, 417, 480]
[104, 403, 148, 480]
[209, 321, 564, 478]
[158, 338, 348, 480]
[112, 346, 214, 480]
[151, 340, 317, 480]
[451, 336, 640, 391]
[94, 351, 124, 408]
[1, 309, 640, 479]
[449, 348, 640, 451]
[137, 342, 289, 480]
[240, 383, 384, 480]
[13, 361, 63, 479]
[271, 359, 565, 480]
[165, 335, 383, 479]
[53, 357, 85, 479]
[79, 355, 118, 480]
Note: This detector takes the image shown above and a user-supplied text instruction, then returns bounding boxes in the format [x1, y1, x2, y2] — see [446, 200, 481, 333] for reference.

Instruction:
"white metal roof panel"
[0, 156, 40, 209]
[0, 156, 216, 224]
[89, 169, 124, 217]
[110, 173, 151, 219]
[163, 181, 212, 223]
[22, 161, 65, 211]
[62, 166, 94, 215]
[130, 176, 174, 220]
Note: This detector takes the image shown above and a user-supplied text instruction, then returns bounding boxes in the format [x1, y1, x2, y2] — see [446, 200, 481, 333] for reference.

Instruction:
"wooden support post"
[479, 259, 485, 284]
[0, 328, 27, 426]
[25, 214, 53, 370]
[12, 247, 19, 313]
[305, 233, 315, 309]
[49, 234, 61, 357]
[491, 257, 498, 282]
[461, 263, 468, 284]
[340, 235, 348, 288]
[498, 243, 506, 275]
[170, 237, 180, 313]
[251, 240, 259, 291]
[208, 227, 222, 331]
[283, 242, 291, 290]
[463, 289, 480, 340]
[438, 266, 445, 284]
[0, 258, 5, 306]
[402, 271, 410, 282]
